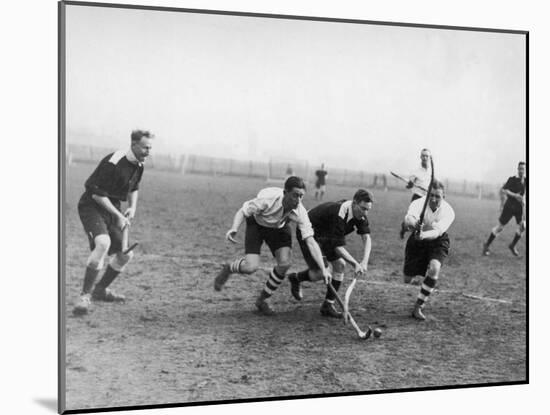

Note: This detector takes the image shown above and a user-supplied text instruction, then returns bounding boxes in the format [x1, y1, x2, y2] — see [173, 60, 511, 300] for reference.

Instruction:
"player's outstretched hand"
[353, 263, 365, 276]
[225, 229, 238, 243]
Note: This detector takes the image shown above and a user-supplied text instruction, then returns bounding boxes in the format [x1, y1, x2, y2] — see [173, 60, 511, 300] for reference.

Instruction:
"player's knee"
[332, 258, 346, 273]
[427, 260, 441, 278]
[492, 224, 504, 235]
[94, 234, 111, 255]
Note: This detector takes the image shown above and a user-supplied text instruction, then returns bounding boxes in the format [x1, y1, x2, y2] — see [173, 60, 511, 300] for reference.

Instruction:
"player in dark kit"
[482, 162, 527, 257]
[73, 129, 154, 315]
[287, 189, 373, 318]
[314, 163, 328, 201]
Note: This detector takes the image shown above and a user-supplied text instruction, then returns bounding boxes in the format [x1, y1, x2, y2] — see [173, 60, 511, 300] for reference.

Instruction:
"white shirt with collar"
[410, 166, 432, 197]
[405, 196, 455, 237]
[241, 187, 314, 239]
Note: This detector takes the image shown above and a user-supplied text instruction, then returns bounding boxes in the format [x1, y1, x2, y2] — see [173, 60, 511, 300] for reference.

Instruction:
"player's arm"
[359, 233, 372, 273]
[125, 190, 138, 219]
[418, 205, 455, 241]
[334, 245, 363, 275]
[304, 236, 331, 283]
[91, 194, 129, 229]
[225, 208, 246, 243]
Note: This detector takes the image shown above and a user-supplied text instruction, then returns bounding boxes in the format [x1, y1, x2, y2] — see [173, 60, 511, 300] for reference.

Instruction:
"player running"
[287, 189, 374, 318]
[402, 180, 455, 320]
[482, 162, 527, 257]
[73, 129, 154, 315]
[214, 176, 330, 315]
[399, 148, 432, 239]
[314, 163, 328, 201]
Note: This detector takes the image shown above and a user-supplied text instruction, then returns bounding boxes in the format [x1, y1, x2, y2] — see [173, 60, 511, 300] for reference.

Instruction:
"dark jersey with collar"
[81, 150, 144, 209]
[307, 200, 370, 247]
[503, 176, 526, 210]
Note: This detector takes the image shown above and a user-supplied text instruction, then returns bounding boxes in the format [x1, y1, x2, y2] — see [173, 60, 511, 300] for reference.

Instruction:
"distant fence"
[66, 144, 500, 199]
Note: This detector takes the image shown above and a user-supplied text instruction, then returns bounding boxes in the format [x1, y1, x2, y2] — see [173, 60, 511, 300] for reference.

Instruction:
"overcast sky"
[65, 4, 526, 183]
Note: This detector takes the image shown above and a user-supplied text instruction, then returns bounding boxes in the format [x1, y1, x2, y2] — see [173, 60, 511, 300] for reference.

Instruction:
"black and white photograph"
[5, 0, 548, 414]
[58, 1, 528, 412]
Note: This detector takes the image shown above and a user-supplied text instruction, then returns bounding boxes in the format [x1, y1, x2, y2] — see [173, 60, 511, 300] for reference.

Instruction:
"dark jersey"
[307, 200, 370, 247]
[315, 170, 328, 186]
[81, 150, 144, 209]
[503, 176, 526, 210]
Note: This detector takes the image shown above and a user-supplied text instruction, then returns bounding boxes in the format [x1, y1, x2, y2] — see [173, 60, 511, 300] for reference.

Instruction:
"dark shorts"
[296, 230, 331, 270]
[244, 216, 292, 256]
[499, 203, 523, 226]
[78, 194, 123, 255]
[404, 232, 450, 277]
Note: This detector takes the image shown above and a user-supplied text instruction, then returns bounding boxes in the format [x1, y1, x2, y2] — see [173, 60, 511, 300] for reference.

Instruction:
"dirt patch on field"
[63, 166, 526, 410]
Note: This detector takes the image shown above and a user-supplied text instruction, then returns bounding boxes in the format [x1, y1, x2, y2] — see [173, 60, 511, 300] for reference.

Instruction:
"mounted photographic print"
[59, 1, 528, 413]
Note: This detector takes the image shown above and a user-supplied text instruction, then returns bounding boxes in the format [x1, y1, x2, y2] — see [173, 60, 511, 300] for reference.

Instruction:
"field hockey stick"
[415, 157, 435, 236]
[326, 283, 372, 340]
[121, 213, 139, 254]
[390, 171, 428, 192]
[343, 277, 357, 325]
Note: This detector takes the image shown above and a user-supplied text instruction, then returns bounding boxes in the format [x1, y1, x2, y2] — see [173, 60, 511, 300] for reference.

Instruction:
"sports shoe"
[288, 274, 303, 301]
[73, 294, 91, 315]
[320, 301, 343, 319]
[92, 287, 126, 302]
[411, 304, 426, 321]
[482, 243, 490, 256]
[508, 244, 520, 257]
[255, 297, 275, 316]
[214, 264, 231, 291]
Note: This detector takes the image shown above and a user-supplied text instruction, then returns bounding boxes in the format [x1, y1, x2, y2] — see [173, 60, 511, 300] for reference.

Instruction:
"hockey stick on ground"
[343, 277, 357, 325]
[326, 283, 372, 340]
[390, 171, 428, 192]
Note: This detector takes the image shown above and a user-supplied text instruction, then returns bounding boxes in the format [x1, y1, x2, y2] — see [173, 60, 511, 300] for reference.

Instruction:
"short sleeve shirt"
[83, 150, 144, 207]
[503, 176, 526, 210]
[241, 187, 314, 239]
[307, 200, 370, 247]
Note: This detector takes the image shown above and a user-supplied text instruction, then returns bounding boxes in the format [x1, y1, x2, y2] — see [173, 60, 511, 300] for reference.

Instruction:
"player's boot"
[508, 243, 520, 257]
[288, 273, 303, 301]
[411, 303, 426, 320]
[92, 287, 126, 302]
[482, 243, 490, 256]
[320, 300, 343, 318]
[73, 293, 92, 315]
[214, 264, 231, 291]
[255, 297, 275, 316]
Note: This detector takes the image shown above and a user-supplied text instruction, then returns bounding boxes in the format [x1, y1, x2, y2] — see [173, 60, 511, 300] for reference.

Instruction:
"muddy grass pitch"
[63, 164, 526, 410]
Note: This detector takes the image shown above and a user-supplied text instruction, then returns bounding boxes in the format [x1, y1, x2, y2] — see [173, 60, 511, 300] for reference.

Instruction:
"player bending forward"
[73, 129, 154, 315]
[403, 180, 455, 320]
[482, 162, 526, 257]
[287, 189, 373, 318]
[214, 176, 330, 315]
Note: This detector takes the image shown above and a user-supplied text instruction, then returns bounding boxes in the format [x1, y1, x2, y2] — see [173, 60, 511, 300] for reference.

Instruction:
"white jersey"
[405, 197, 455, 237]
[241, 187, 314, 239]
[410, 166, 432, 197]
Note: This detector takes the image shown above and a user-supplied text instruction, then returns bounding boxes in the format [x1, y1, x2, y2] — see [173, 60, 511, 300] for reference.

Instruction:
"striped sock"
[417, 275, 437, 306]
[229, 257, 245, 274]
[262, 267, 286, 297]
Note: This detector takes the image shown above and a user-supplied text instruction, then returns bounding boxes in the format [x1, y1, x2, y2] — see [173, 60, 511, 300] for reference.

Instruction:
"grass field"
[63, 163, 526, 411]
